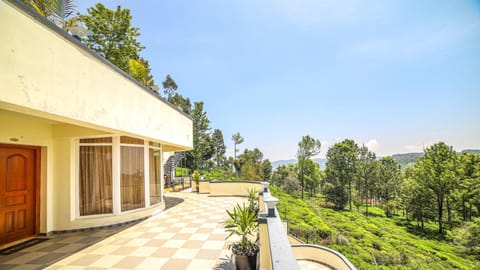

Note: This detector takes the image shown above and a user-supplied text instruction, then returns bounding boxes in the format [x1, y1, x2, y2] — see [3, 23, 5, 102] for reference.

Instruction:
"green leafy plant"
[224, 203, 259, 256]
[247, 188, 259, 215]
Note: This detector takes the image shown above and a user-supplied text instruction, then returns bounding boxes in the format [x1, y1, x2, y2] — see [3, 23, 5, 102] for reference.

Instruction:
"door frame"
[0, 143, 41, 238]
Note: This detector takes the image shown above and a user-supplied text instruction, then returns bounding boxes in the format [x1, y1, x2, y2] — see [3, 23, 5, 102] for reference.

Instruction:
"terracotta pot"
[234, 253, 257, 270]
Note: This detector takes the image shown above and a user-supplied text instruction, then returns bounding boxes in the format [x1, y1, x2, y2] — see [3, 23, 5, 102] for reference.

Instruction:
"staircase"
[164, 152, 186, 186]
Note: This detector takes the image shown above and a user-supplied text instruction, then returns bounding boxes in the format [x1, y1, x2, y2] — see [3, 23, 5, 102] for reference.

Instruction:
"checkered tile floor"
[41, 192, 246, 270]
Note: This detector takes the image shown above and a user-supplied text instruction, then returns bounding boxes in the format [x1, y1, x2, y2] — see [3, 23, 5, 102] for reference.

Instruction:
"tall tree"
[296, 135, 321, 199]
[414, 142, 457, 234]
[377, 156, 402, 217]
[324, 139, 359, 210]
[79, 3, 144, 73]
[211, 129, 226, 168]
[232, 132, 244, 177]
[162, 74, 178, 99]
[262, 159, 273, 181]
[186, 102, 213, 170]
[356, 145, 379, 216]
[238, 148, 264, 180]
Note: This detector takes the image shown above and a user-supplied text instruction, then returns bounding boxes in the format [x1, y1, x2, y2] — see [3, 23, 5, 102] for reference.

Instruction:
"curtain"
[149, 148, 161, 205]
[121, 146, 145, 211]
[79, 145, 113, 215]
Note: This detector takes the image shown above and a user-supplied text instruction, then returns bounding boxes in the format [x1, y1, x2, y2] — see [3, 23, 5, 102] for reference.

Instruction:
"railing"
[193, 180, 356, 270]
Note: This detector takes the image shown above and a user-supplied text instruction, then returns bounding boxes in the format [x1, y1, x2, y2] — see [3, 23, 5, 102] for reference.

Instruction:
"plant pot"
[234, 253, 257, 270]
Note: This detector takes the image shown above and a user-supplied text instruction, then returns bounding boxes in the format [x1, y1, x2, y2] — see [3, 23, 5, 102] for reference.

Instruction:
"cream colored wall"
[0, 110, 169, 232]
[0, 0, 192, 150]
[0, 110, 54, 233]
[209, 181, 263, 196]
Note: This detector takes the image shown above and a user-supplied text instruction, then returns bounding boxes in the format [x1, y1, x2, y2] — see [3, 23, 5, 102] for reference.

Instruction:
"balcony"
[0, 181, 355, 269]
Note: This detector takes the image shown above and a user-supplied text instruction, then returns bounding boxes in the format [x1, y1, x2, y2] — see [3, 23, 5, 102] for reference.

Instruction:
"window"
[149, 148, 162, 205]
[79, 139, 113, 216]
[120, 139, 145, 212]
[79, 136, 162, 216]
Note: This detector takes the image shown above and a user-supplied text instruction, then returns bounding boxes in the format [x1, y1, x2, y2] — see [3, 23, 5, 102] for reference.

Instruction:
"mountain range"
[271, 149, 480, 170]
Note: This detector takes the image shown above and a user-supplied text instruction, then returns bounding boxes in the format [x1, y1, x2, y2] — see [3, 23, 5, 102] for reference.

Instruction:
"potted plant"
[224, 203, 259, 270]
[192, 170, 200, 192]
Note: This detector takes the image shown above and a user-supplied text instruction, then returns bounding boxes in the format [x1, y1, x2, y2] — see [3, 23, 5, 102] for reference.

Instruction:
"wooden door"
[0, 145, 38, 246]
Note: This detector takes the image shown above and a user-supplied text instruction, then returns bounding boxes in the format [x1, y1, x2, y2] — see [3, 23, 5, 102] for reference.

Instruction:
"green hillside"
[270, 186, 479, 270]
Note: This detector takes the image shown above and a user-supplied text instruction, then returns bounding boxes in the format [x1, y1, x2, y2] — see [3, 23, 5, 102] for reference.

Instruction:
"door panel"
[0, 146, 37, 246]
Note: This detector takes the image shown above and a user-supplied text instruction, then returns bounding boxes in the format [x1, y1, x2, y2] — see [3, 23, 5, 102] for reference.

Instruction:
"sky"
[77, 0, 480, 161]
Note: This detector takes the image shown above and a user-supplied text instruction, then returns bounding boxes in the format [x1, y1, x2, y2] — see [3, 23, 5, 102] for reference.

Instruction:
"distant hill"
[272, 149, 480, 170]
[271, 158, 326, 170]
[391, 152, 423, 167]
[462, 149, 480, 155]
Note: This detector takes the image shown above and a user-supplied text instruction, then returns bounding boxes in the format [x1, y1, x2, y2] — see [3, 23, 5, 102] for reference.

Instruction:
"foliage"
[414, 142, 457, 233]
[237, 148, 265, 180]
[247, 189, 259, 214]
[186, 102, 213, 170]
[377, 156, 402, 217]
[79, 3, 145, 73]
[224, 203, 259, 256]
[296, 134, 321, 199]
[128, 58, 155, 88]
[212, 129, 226, 168]
[168, 93, 192, 114]
[273, 185, 480, 269]
[162, 74, 178, 99]
[22, 0, 76, 28]
[192, 170, 201, 185]
[324, 139, 359, 210]
[175, 167, 190, 177]
[450, 218, 480, 258]
[262, 159, 272, 181]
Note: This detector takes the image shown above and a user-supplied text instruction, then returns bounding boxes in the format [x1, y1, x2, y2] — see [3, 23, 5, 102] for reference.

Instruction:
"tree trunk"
[438, 195, 444, 234]
[349, 181, 352, 211]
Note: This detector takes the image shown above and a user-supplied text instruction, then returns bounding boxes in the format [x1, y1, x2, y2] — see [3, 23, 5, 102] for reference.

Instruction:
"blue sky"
[77, 1, 480, 160]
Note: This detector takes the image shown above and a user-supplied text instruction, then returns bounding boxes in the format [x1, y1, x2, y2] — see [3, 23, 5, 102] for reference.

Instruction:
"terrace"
[0, 181, 355, 270]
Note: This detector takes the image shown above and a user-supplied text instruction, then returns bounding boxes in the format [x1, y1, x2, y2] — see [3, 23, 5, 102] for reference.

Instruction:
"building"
[0, 0, 192, 246]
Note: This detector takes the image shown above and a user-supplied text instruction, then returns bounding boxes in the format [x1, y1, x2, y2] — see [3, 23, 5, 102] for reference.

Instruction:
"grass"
[270, 186, 479, 270]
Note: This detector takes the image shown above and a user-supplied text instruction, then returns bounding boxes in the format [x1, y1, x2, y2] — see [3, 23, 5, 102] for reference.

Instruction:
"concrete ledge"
[291, 244, 356, 270]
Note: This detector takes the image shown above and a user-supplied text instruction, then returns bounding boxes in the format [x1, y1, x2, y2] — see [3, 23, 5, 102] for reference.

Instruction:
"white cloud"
[365, 139, 380, 152]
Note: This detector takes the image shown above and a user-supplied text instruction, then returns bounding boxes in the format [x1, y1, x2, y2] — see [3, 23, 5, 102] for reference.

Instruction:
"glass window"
[120, 146, 145, 211]
[79, 145, 113, 215]
[120, 136, 144, 145]
[80, 137, 112, 144]
[149, 148, 162, 205]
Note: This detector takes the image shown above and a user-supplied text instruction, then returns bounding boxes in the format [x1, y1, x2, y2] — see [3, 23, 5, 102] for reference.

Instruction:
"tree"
[79, 3, 145, 73]
[168, 93, 192, 114]
[186, 102, 213, 170]
[356, 145, 379, 216]
[22, 0, 76, 28]
[414, 142, 457, 234]
[377, 157, 402, 217]
[162, 74, 178, 99]
[238, 148, 264, 180]
[128, 58, 155, 88]
[455, 153, 480, 221]
[262, 159, 272, 181]
[211, 129, 226, 168]
[232, 132, 244, 177]
[296, 135, 321, 199]
[324, 139, 358, 210]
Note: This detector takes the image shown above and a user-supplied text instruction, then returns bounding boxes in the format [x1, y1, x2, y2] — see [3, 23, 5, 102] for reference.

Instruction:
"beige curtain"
[79, 145, 113, 215]
[149, 148, 161, 205]
[121, 146, 145, 211]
